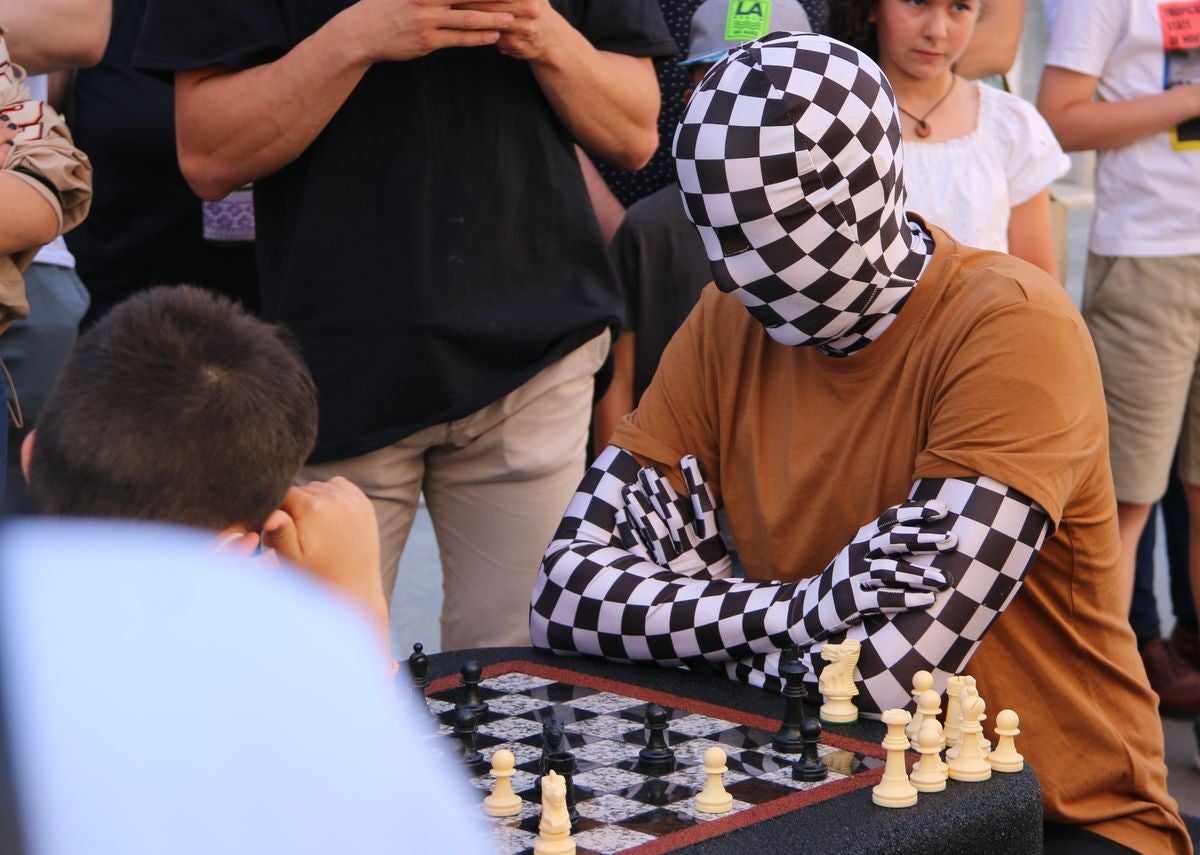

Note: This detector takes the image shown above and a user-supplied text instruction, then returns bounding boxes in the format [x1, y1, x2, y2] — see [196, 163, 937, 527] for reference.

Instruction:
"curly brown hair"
[824, 0, 880, 61]
[824, 0, 987, 63]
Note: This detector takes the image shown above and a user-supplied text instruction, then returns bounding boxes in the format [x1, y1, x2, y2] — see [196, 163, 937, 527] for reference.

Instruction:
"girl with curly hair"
[827, 0, 1067, 278]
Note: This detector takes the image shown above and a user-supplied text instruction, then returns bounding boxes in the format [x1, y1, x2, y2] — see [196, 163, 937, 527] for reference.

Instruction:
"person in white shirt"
[1037, 0, 1200, 691]
[827, 0, 1069, 278]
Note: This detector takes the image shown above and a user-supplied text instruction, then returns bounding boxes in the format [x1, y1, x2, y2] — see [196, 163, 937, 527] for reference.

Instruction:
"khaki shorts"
[1082, 252, 1200, 504]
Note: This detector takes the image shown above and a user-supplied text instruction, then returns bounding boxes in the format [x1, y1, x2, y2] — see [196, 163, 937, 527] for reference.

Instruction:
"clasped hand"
[616, 456, 958, 640]
[617, 455, 732, 578]
[791, 498, 957, 643]
[451, 0, 563, 61]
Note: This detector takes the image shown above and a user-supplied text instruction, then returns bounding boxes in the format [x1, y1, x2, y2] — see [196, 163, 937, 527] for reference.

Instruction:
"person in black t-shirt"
[134, 0, 675, 651]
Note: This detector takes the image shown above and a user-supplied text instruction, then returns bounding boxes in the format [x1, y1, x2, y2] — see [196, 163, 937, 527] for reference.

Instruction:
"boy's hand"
[262, 477, 389, 645]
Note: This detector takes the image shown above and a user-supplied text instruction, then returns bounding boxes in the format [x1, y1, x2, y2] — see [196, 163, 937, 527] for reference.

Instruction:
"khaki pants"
[1083, 253, 1200, 503]
[303, 332, 609, 649]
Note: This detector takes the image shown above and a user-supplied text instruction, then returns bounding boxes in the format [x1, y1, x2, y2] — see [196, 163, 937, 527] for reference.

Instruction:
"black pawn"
[546, 751, 580, 832]
[792, 717, 828, 782]
[453, 705, 482, 765]
[407, 642, 429, 692]
[638, 704, 676, 774]
[772, 646, 809, 754]
[460, 659, 489, 721]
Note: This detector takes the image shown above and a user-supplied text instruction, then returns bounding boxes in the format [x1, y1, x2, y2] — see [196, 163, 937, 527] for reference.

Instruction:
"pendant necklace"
[897, 75, 957, 139]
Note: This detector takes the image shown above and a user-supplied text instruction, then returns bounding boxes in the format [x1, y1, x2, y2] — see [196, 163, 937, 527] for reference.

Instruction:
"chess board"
[421, 660, 887, 855]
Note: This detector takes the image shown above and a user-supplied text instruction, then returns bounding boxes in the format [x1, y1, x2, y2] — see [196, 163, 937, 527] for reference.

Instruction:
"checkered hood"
[673, 32, 930, 352]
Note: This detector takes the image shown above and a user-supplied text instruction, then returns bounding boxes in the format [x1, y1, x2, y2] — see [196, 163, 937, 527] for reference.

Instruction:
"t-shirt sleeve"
[1004, 97, 1071, 207]
[566, 0, 677, 57]
[1044, 0, 1124, 77]
[135, 0, 291, 74]
[913, 285, 1107, 526]
[611, 285, 723, 499]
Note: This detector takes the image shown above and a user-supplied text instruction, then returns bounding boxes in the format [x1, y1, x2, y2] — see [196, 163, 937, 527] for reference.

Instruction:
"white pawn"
[907, 670, 934, 741]
[909, 720, 948, 793]
[872, 709, 918, 808]
[917, 689, 946, 750]
[988, 709, 1025, 773]
[909, 687, 941, 748]
[484, 749, 523, 817]
[695, 746, 733, 813]
[947, 691, 991, 782]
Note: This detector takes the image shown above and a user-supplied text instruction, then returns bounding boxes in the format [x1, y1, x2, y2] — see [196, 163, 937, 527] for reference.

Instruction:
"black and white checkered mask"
[673, 32, 931, 354]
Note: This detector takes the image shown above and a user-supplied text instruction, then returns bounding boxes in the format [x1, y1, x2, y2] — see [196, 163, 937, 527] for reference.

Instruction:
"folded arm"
[530, 445, 954, 667]
[0, 0, 111, 72]
[173, 0, 515, 200]
[455, 0, 660, 169]
[727, 474, 1049, 715]
[0, 171, 56, 254]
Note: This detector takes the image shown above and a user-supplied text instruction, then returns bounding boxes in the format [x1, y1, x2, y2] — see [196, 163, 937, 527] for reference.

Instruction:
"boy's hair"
[28, 285, 318, 531]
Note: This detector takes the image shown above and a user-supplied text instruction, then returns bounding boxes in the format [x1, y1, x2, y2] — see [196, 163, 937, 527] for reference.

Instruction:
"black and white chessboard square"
[423, 671, 882, 855]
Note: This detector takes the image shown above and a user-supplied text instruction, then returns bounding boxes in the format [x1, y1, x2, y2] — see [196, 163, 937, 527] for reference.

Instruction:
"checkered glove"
[618, 456, 733, 579]
[792, 500, 957, 644]
[725, 475, 1050, 717]
[619, 459, 955, 622]
[531, 446, 962, 668]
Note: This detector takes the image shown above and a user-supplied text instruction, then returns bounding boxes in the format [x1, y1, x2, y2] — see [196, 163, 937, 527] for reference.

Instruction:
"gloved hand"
[789, 499, 958, 644]
[618, 455, 732, 578]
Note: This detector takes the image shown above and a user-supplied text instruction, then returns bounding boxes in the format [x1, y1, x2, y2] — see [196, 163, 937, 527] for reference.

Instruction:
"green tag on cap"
[725, 0, 772, 42]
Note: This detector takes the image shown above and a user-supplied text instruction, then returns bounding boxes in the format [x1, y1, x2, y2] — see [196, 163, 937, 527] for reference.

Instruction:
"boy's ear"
[20, 429, 35, 483]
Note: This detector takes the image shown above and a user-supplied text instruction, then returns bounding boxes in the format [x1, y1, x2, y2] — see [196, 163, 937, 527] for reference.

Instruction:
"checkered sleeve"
[531, 446, 800, 666]
[724, 475, 1049, 716]
[530, 446, 956, 668]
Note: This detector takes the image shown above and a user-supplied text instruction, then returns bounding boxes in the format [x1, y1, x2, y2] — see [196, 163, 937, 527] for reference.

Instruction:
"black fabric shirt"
[134, 0, 674, 462]
[609, 183, 711, 403]
[66, 0, 259, 328]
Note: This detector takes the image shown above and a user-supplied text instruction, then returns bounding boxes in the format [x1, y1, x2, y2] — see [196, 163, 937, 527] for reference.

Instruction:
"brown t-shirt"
[612, 226, 1189, 853]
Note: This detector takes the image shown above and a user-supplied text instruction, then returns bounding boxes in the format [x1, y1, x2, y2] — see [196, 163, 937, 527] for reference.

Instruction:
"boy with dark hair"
[27, 284, 313, 531]
[22, 285, 388, 640]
